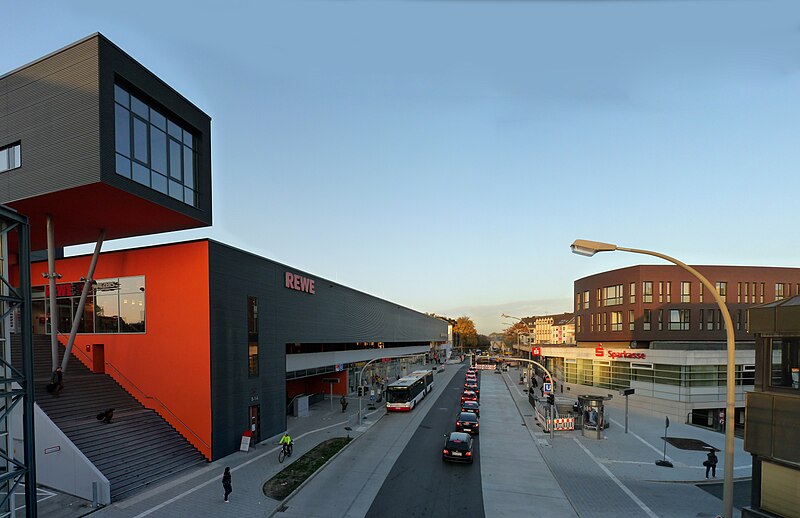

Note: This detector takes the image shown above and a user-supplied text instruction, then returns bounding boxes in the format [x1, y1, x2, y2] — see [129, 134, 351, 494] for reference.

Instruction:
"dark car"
[442, 431, 474, 463]
[460, 390, 478, 404]
[461, 400, 480, 417]
[455, 411, 480, 434]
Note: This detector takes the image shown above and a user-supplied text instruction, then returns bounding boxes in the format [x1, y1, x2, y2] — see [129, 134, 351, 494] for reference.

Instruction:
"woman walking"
[222, 467, 232, 502]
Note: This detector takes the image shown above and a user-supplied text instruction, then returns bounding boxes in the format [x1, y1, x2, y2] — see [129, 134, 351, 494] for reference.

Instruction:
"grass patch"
[263, 437, 352, 500]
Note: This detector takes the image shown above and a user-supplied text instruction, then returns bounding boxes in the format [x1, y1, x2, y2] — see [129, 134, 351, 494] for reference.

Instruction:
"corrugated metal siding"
[0, 37, 100, 202]
[207, 241, 446, 459]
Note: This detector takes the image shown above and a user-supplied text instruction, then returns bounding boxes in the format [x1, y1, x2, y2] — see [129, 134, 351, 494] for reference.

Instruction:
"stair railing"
[54, 333, 210, 451]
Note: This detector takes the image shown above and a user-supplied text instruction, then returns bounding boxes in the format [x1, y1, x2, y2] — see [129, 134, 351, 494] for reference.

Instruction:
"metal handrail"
[55, 333, 210, 450]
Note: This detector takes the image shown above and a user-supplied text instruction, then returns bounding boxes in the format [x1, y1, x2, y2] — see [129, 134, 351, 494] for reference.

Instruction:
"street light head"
[571, 239, 618, 257]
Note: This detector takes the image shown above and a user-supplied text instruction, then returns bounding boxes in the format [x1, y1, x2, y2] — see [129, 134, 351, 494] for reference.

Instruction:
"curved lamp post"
[571, 239, 735, 518]
[502, 313, 535, 385]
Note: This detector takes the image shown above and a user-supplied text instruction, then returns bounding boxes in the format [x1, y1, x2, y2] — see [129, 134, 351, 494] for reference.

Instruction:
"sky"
[5, 1, 800, 334]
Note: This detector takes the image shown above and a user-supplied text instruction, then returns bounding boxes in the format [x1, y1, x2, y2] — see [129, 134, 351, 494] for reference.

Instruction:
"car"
[442, 431, 474, 463]
[460, 390, 478, 404]
[455, 411, 480, 434]
[465, 375, 477, 383]
[461, 400, 480, 417]
[464, 381, 479, 395]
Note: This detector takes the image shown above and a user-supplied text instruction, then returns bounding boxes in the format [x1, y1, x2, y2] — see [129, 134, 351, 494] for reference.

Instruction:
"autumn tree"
[503, 321, 531, 347]
[453, 315, 478, 350]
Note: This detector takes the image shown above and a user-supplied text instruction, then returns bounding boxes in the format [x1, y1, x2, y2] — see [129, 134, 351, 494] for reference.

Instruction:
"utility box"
[293, 395, 309, 417]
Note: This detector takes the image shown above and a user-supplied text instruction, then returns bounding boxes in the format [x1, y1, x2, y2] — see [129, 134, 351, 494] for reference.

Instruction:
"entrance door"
[248, 405, 260, 444]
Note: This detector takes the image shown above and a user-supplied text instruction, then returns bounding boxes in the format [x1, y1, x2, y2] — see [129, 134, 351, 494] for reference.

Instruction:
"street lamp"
[502, 313, 535, 386]
[571, 239, 736, 518]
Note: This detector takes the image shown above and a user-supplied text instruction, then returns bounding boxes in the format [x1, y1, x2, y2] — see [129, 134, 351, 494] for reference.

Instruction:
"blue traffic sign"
[543, 382, 552, 393]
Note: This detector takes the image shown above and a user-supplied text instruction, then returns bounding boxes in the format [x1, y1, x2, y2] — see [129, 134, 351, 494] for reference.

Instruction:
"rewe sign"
[285, 272, 316, 294]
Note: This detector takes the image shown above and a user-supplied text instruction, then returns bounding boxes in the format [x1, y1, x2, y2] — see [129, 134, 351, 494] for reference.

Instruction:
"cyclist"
[279, 432, 293, 456]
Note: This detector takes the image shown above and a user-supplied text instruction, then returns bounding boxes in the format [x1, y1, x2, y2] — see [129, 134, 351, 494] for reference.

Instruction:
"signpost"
[619, 388, 635, 433]
[543, 382, 552, 393]
[656, 416, 674, 467]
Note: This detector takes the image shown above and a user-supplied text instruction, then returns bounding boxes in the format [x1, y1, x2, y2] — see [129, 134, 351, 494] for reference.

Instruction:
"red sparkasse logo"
[595, 345, 604, 357]
[607, 350, 647, 360]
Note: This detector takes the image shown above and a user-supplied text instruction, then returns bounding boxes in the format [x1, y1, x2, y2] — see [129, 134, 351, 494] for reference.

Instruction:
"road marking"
[608, 417, 674, 462]
[574, 438, 659, 518]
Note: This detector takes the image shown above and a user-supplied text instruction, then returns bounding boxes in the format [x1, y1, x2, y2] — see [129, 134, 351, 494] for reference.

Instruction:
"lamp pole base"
[655, 459, 674, 468]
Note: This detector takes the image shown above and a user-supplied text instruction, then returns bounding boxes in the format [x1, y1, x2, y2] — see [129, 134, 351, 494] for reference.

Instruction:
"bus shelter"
[578, 395, 612, 440]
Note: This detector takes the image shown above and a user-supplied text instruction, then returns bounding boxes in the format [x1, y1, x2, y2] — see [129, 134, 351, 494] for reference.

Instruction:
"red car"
[460, 390, 478, 404]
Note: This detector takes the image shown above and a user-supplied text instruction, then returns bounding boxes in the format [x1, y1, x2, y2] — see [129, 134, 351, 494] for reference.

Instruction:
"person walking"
[47, 367, 64, 395]
[222, 467, 232, 502]
[704, 450, 718, 478]
[340, 395, 348, 413]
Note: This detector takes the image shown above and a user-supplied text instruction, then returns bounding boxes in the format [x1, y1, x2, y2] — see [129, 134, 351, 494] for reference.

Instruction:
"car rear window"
[459, 412, 477, 422]
[446, 439, 469, 451]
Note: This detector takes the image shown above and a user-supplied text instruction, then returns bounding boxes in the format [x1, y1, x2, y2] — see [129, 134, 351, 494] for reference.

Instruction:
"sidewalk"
[499, 364, 749, 517]
[84, 361, 444, 517]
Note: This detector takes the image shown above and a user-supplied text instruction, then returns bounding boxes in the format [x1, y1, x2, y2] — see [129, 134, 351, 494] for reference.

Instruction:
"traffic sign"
[543, 382, 552, 393]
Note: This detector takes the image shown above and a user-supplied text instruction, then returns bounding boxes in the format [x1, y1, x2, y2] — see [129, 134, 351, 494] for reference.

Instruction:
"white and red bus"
[386, 370, 435, 411]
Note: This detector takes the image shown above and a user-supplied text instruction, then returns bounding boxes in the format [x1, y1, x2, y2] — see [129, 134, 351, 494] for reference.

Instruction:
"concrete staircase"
[12, 334, 207, 500]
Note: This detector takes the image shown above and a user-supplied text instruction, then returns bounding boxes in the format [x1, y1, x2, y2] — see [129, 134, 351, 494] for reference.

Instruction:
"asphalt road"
[366, 365, 484, 518]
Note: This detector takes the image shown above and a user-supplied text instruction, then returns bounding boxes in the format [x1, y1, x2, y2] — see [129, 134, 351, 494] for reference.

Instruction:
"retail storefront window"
[770, 338, 800, 390]
[33, 276, 145, 334]
[653, 364, 682, 386]
[577, 359, 593, 385]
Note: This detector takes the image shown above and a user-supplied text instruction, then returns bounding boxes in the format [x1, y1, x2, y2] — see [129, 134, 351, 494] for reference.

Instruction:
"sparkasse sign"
[595, 344, 646, 360]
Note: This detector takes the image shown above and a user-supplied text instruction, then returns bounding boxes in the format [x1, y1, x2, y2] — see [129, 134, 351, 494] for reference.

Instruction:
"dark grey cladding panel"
[207, 241, 446, 459]
[0, 36, 101, 202]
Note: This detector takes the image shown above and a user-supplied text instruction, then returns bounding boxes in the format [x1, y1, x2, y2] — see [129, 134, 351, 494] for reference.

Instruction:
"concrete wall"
[12, 399, 110, 504]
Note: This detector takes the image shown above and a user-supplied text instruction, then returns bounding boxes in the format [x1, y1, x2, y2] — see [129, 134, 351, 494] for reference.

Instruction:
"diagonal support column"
[61, 230, 104, 374]
[46, 215, 59, 372]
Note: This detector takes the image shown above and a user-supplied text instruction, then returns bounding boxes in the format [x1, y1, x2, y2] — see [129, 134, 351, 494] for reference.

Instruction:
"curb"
[265, 409, 388, 517]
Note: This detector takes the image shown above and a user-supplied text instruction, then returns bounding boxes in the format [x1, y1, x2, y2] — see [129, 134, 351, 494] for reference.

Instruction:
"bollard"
[92, 481, 98, 508]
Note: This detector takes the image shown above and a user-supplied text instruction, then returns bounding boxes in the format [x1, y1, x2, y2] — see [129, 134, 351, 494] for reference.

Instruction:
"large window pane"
[169, 138, 182, 179]
[133, 117, 149, 163]
[114, 85, 129, 107]
[131, 94, 149, 119]
[150, 109, 166, 130]
[168, 119, 182, 139]
[183, 145, 194, 186]
[771, 338, 800, 389]
[115, 154, 131, 178]
[152, 172, 168, 194]
[151, 127, 167, 174]
[132, 162, 149, 186]
[95, 293, 119, 333]
[169, 180, 183, 201]
[119, 292, 145, 332]
[115, 104, 130, 156]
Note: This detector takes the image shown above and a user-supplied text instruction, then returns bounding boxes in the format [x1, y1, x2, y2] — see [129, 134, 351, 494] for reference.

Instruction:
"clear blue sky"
[5, 1, 800, 334]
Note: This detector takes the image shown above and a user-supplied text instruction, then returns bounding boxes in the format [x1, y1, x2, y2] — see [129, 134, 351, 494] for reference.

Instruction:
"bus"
[386, 369, 435, 411]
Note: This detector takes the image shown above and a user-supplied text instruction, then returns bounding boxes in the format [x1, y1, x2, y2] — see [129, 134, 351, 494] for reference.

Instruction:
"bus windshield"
[387, 387, 410, 403]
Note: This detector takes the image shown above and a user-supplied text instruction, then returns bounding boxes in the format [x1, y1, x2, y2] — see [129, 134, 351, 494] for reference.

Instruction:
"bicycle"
[278, 442, 293, 463]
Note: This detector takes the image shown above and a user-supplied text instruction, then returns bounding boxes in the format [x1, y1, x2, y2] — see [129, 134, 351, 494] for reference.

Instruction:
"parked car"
[442, 431, 474, 463]
[460, 390, 478, 404]
[461, 400, 480, 417]
[455, 411, 480, 434]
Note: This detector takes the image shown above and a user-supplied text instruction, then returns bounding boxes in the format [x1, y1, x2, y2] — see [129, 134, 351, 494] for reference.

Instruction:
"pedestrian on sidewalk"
[340, 395, 348, 413]
[222, 467, 232, 502]
[704, 450, 718, 478]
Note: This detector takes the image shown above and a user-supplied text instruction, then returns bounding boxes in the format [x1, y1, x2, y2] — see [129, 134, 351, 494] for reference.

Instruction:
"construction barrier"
[546, 417, 575, 431]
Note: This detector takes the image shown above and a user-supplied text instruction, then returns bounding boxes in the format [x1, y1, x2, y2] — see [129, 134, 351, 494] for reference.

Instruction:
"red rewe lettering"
[285, 272, 316, 295]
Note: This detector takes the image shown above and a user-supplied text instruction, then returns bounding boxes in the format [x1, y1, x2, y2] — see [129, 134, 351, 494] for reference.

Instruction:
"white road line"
[574, 438, 659, 518]
[608, 417, 674, 462]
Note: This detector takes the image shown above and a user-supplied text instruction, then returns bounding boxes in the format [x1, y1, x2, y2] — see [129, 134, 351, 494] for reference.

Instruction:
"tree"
[453, 316, 478, 350]
[503, 321, 530, 347]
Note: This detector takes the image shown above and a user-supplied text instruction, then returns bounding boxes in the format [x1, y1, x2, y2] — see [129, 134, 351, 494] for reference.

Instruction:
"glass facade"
[114, 84, 198, 207]
[32, 276, 146, 334]
[770, 338, 800, 390]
